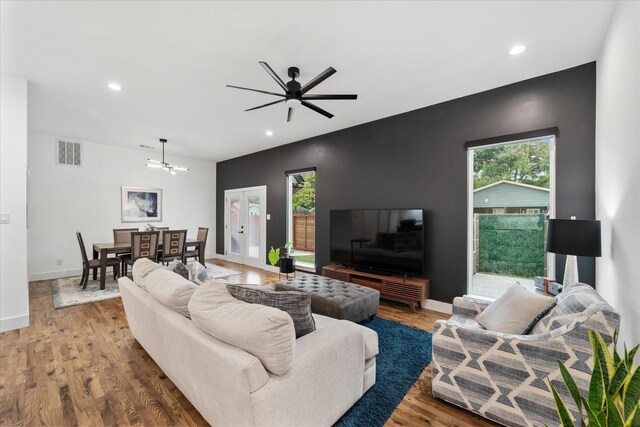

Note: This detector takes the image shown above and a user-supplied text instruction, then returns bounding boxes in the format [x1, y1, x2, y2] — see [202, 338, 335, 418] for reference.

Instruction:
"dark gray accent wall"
[217, 62, 596, 303]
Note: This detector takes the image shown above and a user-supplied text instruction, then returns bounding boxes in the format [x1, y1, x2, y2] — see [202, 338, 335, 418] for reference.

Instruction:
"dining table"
[92, 238, 204, 289]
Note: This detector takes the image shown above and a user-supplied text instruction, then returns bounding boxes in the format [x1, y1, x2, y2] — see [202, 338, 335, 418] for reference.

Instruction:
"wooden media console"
[322, 264, 429, 312]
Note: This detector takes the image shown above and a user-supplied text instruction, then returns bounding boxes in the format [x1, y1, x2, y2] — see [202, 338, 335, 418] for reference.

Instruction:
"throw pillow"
[475, 282, 556, 334]
[167, 259, 189, 280]
[187, 262, 209, 285]
[189, 282, 295, 376]
[226, 285, 316, 338]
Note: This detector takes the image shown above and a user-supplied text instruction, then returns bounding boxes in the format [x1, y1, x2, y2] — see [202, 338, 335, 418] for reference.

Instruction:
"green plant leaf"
[610, 363, 629, 399]
[623, 404, 638, 427]
[581, 396, 603, 427]
[591, 331, 614, 390]
[615, 344, 622, 366]
[623, 366, 640, 421]
[607, 393, 625, 427]
[626, 345, 639, 370]
[548, 379, 577, 427]
[589, 343, 606, 412]
[268, 246, 280, 266]
[599, 333, 616, 380]
[558, 362, 584, 416]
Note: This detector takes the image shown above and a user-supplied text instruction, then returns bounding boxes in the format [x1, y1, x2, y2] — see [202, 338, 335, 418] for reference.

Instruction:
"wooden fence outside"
[293, 214, 315, 251]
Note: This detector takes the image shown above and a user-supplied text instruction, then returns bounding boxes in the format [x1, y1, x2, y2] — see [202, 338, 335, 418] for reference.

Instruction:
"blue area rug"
[335, 317, 433, 427]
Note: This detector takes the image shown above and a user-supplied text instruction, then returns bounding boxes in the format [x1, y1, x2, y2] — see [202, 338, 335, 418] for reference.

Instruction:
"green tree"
[292, 172, 315, 212]
[473, 139, 551, 189]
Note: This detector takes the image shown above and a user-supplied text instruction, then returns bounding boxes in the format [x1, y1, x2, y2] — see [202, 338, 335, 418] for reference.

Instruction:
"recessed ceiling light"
[265, 130, 273, 137]
[108, 82, 122, 91]
[508, 45, 527, 56]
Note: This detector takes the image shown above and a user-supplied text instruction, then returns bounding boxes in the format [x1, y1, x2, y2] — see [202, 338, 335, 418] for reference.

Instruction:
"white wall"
[27, 133, 216, 280]
[1, 74, 29, 332]
[596, 1, 640, 350]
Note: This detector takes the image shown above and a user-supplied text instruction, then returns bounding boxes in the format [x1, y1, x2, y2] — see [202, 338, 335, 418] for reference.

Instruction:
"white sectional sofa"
[118, 259, 378, 426]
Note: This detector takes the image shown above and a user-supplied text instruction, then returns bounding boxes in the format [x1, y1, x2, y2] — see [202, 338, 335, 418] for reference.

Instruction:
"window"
[286, 169, 316, 271]
[467, 135, 555, 298]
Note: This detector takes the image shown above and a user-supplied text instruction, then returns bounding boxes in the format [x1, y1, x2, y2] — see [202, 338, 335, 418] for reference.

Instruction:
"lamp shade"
[546, 219, 601, 257]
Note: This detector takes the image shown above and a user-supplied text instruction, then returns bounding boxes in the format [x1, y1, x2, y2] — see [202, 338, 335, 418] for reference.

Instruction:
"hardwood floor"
[0, 260, 495, 427]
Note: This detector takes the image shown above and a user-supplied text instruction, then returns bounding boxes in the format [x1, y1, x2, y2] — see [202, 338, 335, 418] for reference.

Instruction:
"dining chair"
[183, 227, 208, 264]
[159, 229, 187, 265]
[77, 232, 120, 289]
[121, 231, 160, 276]
[155, 227, 170, 258]
[113, 228, 138, 271]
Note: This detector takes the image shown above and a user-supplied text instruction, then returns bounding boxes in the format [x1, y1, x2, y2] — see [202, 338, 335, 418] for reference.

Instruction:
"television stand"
[322, 264, 430, 312]
[354, 265, 393, 276]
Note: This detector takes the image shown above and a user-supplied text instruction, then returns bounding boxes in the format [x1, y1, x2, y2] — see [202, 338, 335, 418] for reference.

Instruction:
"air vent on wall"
[56, 138, 82, 167]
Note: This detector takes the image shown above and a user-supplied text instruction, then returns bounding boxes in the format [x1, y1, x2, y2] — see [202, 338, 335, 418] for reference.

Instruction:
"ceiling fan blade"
[259, 61, 288, 92]
[302, 94, 357, 100]
[245, 98, 285, 111]
[301, 100, 334, 119]
[226, 84, 285, 97]
[287, 107, 294, 122]
[300, 67, 336, 94]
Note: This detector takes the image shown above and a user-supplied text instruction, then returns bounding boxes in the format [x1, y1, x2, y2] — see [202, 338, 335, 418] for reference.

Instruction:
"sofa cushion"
[476, 282, 556, 334]
[132, 258, 164, 289]
[188, 281, 296, 376]
[226, 285, 316, 338]
[142, 267, 198, 317]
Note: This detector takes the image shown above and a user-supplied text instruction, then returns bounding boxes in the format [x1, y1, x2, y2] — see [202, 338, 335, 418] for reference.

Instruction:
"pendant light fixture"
[145, 138, 189, 174]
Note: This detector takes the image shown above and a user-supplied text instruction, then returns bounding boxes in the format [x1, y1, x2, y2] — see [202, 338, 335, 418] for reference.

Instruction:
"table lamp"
[546, 217, 601, 286]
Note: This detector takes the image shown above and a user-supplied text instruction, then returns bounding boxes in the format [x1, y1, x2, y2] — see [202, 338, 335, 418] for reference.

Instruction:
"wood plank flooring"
[0, 260, 496, 426]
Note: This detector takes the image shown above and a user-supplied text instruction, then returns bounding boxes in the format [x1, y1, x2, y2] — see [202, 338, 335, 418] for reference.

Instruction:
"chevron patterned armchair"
[431, 284, 620, 427]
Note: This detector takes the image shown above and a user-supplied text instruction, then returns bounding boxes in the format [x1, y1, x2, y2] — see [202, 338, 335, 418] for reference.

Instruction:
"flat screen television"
[330, 209, 424, 276]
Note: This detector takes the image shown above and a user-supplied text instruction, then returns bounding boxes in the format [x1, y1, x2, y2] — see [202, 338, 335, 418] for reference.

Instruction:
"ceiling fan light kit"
[145, 138, 189, 174]
[227, 62, 357, 122]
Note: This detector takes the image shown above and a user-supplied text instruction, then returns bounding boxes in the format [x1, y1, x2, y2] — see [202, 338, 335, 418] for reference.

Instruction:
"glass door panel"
[226, 191, 243, 264]
[230, 198, 241, 255]
[286, 170, 316, 271]
[245, 192, 262, 263]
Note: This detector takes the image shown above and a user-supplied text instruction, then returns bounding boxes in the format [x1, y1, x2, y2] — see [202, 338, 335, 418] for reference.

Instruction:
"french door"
[224, 186, 266, 268]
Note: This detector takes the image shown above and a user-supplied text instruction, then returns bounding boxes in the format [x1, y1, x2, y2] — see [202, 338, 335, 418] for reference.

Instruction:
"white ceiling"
[1, 1, 615, 162]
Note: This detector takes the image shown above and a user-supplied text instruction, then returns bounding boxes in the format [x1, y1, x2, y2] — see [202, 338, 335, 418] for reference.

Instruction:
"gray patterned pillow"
[187, 262, 209, 285]
[226, 285, 316, 338]
[167, 259, 190, 280]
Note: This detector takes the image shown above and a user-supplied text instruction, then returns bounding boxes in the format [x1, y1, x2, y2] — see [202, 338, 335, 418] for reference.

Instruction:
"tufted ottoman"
[275, 275, 380, 323]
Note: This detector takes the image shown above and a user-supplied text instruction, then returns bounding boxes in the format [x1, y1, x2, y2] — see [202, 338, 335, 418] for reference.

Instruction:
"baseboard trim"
[0, 314, 30, 333]
[212, 253, 231, 262]
[263, 265, 279, 274]
[29, 268, 83, 282]
[423, 299, 453, 315]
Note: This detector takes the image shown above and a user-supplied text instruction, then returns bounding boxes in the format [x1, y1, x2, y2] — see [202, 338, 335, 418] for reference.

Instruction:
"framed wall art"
[121, 186, 162, 222]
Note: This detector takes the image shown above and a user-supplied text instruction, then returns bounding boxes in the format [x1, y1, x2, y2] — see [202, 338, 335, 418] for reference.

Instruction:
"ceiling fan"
[227, 62, 357, 122]
[145, 139, 189, 174]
